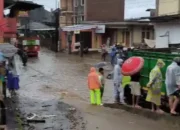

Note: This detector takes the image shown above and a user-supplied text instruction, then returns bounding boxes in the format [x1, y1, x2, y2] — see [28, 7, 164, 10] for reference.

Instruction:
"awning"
[62, 25, 97, 32]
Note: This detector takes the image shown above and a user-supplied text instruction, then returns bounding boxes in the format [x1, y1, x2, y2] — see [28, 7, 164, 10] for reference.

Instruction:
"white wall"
[155, 23, 180, 48]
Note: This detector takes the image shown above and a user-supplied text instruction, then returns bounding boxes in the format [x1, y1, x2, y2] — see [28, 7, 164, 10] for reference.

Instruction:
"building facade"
[157, 0, 180, 16]
[86, 0, 124, 22]
[73, 0, 85, 24]
[153, 0, 180, 48]
[60, 0, 73, 27]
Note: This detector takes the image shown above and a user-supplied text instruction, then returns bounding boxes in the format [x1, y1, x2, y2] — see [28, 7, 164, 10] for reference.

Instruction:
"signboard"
[18, 11, 29, 17]
[23, 40, 40, 46]
[95, 25, 105, 33]
[74, 30, 80, 34]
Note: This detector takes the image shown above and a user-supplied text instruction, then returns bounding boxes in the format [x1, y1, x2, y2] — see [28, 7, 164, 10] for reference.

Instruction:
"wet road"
[8, 48, 179, 130]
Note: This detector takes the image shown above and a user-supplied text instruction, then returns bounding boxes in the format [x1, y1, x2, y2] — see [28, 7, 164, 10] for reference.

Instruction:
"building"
[145, 0, 180, 48]
[60, 0, 73, 27]
[72, 0, 125, 24]
[85, 0, 124, 22]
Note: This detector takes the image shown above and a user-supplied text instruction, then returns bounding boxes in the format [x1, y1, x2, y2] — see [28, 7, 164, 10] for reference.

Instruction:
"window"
[74, 0, 78, 7]
[81, 16, 84, 22]
[81, 0, 84, 6]
[141, 27, 151, 42]
[74, 16, 78, 24]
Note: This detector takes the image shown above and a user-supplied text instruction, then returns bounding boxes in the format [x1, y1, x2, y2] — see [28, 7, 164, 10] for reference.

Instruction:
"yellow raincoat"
[146, 66, 163, 106]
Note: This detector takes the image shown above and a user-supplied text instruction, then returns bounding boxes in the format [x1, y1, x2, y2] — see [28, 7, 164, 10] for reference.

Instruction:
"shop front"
[61, 24, 105, 52]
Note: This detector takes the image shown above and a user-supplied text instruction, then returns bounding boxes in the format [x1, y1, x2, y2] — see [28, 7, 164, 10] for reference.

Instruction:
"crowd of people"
[88, 45, 180, 116]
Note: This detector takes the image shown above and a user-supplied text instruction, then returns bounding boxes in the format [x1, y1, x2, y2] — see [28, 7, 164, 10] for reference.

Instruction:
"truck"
[22, 37, 40, 57]
[122, 49, 180, 112]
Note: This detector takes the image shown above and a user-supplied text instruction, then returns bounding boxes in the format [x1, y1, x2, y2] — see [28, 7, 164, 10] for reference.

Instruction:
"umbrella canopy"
[94, 62, 107, 68]
[122, 57, 144, 76]
[0, 43, 18, 57]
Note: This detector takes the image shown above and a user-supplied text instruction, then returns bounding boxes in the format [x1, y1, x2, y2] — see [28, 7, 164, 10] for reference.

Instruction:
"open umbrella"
[94, 62, 107, 68]
[122, 57, 144, 76]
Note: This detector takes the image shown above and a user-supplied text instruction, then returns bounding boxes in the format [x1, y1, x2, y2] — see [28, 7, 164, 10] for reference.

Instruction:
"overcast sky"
[31, 0, 156, 19]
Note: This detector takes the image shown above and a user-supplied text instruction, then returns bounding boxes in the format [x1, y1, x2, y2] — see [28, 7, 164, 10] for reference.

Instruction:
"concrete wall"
[155, 22, 180, 48]
[86, 0, 124, 22]
[158, 0, 180, 16]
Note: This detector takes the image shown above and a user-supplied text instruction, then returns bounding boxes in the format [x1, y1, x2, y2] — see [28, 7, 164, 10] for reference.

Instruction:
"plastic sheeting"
[144, 38, 155, 48]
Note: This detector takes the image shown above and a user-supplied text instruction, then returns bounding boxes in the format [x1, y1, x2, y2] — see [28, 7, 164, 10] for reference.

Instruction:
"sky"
[32, 0, 59, 10]
[125, 0, 156, 19]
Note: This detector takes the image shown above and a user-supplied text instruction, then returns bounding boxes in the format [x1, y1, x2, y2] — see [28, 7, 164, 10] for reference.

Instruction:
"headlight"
[34, 46, 38, 50]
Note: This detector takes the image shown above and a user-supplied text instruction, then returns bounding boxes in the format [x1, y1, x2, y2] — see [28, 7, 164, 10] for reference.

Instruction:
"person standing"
[165, 57, 180, 116]
[131, 72, 142, 108]
[110, 47, 116, 66]
[146, 59, 165, 114]
[98, 68, 105, 99]
[88, 67, 102, 105]
[101, 44, 108, 61]
[113, 59, 125, 104]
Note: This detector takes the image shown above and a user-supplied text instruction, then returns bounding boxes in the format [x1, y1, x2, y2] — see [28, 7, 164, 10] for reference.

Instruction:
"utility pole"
[80, 32, 84, 57]
[68, 31, 73, 54]
[54, 8, 60, 52]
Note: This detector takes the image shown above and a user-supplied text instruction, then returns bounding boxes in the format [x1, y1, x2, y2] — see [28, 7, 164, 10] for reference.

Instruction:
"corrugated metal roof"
[18, 21, 55, 31]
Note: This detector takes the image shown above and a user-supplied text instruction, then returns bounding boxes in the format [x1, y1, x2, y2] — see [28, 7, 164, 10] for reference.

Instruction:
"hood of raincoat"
[88, 67, 101, 90]
[117, 59, 123, 65]
[113, 59, 123, 84]
[90, 67, 96, 73]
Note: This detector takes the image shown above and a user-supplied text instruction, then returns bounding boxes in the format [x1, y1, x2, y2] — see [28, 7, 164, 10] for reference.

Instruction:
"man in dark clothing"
[131, 72, 142, 108]
[17, 43, 28, 66]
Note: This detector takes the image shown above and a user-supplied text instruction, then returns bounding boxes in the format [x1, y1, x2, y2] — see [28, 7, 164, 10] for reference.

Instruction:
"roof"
[6, 1, 42, 10]
[62, 25, 97, 32]
[4, 0, 14, 8]
[29, 7, 55, 23]
[82, 21, 153, 27]
[141, 14, 180, 22]
[18, 21, 55, 31]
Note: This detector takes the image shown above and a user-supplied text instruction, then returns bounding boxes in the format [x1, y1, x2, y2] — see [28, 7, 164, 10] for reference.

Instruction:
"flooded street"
[7, 48, 179, 130]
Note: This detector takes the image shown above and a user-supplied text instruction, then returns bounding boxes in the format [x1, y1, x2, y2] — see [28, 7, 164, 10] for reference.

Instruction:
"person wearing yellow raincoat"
[146, 59, 165, 114]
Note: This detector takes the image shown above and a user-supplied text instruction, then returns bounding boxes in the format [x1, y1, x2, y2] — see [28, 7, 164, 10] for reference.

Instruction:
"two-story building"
[144, 0, 180, 48]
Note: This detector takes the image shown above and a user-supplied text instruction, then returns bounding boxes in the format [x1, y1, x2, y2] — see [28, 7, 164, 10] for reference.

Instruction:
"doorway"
[81, 32, 92, 48]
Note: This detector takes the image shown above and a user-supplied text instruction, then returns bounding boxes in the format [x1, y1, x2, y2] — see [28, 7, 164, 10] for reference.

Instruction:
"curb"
[103, 103, 180, 126]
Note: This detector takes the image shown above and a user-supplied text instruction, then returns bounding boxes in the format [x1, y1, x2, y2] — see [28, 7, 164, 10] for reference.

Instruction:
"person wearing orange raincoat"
[88, 67, 102, 105]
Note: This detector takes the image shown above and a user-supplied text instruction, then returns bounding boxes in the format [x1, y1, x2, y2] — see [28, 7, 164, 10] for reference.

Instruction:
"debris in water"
[27, 113, 36, 120]
[68, 107, 76, 111]
[27, 119, 46, 123]
[42, 105, 52, 107]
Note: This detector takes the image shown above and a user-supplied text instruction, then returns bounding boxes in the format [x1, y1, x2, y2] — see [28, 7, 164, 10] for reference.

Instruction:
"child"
[88, 67, 102, 105]
[98, 68, 105, 99]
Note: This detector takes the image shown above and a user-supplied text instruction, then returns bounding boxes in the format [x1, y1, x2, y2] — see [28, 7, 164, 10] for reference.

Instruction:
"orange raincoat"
[88, 67, 101, 90]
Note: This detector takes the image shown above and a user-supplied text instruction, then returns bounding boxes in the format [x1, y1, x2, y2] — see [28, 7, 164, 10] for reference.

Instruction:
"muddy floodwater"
[6, 49, 180, 130]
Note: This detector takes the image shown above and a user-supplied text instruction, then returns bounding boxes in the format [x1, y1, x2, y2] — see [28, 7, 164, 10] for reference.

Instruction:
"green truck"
[123, 49, 180, 95]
